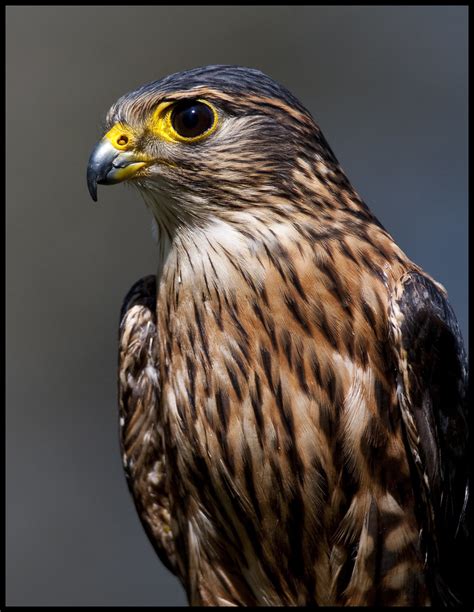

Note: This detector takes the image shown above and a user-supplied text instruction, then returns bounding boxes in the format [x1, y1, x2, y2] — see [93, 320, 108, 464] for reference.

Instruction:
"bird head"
[87, 65, 343, 231]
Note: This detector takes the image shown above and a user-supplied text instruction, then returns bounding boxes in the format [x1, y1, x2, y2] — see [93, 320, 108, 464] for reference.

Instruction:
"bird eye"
[171, 101, 216, 140]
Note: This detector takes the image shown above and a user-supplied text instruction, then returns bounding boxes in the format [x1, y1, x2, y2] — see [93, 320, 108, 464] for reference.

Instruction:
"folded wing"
[118, 275, 177, 574]
[389, 270, 469, 605]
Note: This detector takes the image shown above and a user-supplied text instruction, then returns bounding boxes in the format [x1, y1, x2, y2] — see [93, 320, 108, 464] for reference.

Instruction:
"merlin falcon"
[87, 65, 469, 606]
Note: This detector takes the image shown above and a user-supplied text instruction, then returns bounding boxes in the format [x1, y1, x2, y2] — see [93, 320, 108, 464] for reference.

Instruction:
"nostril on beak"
[117, 135, 129, 146]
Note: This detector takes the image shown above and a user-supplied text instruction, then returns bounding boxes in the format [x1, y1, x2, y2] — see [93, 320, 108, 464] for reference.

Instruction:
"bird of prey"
[87, 65, 469, 606]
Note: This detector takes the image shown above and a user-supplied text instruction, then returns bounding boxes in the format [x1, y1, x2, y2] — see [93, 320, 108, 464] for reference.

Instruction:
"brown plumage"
[87, 65, 469, 606]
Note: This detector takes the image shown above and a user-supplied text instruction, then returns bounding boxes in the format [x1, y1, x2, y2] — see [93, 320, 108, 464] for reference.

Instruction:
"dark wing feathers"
[390, 270, 469, 605]
[118, 275, 177, 574]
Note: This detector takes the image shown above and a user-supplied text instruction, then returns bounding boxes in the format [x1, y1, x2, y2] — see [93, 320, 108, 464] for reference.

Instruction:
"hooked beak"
[86, 138, 149, 202]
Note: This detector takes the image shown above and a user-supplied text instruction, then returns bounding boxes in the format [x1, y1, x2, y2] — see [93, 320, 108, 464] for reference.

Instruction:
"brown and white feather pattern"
[103, 66, 469, 606]
[151, 202, 430, 605]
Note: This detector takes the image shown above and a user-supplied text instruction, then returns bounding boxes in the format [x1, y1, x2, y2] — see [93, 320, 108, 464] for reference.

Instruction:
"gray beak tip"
[87, 172, 98, 202]
[87, 136, 146, 202]
[87, 140, 111, 202]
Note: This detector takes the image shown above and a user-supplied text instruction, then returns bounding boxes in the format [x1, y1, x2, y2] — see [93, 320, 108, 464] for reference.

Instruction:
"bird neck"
[139, 155, 393, 291]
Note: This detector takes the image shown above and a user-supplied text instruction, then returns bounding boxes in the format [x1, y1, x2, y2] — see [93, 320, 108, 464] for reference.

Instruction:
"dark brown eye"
[171, 101, 215, 139]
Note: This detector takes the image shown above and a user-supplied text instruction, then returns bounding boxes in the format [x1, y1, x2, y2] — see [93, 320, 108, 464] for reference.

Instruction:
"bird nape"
[87, 65, 469, 607]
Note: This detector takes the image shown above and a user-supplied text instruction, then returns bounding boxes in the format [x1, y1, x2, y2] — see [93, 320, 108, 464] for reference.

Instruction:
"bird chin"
[136, 180, 180, 223]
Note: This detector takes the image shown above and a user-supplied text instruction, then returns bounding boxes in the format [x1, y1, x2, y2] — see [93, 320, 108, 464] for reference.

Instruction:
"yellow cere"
[149, 100, 218, 144]
[109, 162, 148, 181]
[105, 123, 135, 151]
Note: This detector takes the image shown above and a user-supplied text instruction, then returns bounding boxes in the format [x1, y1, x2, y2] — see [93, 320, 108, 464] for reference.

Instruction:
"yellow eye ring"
[150, 99, 218, 144]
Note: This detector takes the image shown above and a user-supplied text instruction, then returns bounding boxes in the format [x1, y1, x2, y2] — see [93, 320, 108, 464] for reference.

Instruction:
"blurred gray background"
[6, 6, 467, 607]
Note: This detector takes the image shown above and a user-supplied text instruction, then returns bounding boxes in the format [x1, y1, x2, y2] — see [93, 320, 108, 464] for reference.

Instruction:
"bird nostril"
[117, 135, 129, 146]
